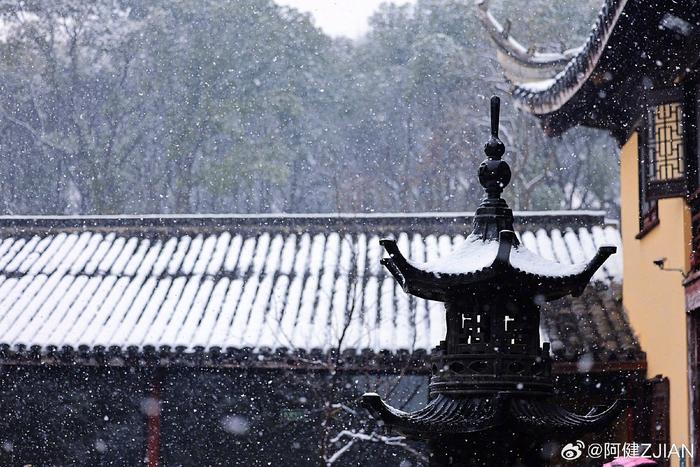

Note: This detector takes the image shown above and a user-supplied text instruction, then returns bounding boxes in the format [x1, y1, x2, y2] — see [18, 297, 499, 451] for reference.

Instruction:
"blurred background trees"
[0, 0, 619, 216]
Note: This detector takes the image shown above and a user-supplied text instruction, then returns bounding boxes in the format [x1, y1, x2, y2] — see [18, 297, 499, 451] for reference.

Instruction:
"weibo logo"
[561, 440, 585, 460]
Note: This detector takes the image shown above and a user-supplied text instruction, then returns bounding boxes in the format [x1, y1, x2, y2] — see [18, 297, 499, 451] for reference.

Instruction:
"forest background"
[0, 0, 617, 216]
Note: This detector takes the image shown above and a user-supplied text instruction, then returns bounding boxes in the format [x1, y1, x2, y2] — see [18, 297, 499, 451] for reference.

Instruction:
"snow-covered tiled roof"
[0, 212, 638, 364]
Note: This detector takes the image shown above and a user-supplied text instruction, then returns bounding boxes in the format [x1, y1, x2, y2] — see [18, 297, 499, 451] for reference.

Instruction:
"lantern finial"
[478, 95, 510, 198]
[485, 95, 505, 160]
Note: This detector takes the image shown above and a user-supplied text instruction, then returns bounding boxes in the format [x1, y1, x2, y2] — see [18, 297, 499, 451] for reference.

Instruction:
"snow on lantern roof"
[380, 96, 616, 302]
[383, 232, 615, 301]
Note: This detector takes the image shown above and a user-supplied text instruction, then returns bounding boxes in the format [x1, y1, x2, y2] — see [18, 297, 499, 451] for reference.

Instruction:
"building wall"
[620, 132, 692, 458]
[0, 365, 430, 467]
[0, 363, 643, 465]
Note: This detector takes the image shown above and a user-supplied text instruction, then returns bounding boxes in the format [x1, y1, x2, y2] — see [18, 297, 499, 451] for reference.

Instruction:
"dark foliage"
[0, 0, 618, 216]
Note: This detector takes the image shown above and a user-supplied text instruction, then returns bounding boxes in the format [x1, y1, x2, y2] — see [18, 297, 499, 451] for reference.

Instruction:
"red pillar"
[146, 368, 163, 467]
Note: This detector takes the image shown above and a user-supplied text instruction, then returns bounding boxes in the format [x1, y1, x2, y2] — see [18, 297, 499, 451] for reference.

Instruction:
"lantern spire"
[478, 95, 511, 202]
[486, 95, 505, 159]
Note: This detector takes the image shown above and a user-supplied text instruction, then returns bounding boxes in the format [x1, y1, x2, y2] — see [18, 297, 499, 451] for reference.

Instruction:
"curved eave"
[516, 244, 617, 300]
[483, 0, 700, 138]
[362, 392, 630, 437]
[509, 0, 629, 117]
[380, 234, 616, 302]
[510, 398, 632, 434]
[475, 0, 580, 82]
[380, 238, 499, 302]
[362, 393, 506, 436]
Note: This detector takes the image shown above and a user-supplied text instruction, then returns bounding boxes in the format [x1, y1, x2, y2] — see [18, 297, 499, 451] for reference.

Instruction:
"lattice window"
[646, 102, 685, 181]
[639, 89, 687, 202]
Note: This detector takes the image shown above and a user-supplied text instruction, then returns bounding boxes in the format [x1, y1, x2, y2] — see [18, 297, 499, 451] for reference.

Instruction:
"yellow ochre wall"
[620, 132, 692, 458]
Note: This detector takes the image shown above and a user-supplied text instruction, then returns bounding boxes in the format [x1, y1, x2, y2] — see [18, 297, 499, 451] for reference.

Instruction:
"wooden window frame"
[642, 87, 687, 201]
[688, 310, 700, 460]
[637, 121, 660, 238]
[684, 79, 700, 271]
[684, 80, 699, 198]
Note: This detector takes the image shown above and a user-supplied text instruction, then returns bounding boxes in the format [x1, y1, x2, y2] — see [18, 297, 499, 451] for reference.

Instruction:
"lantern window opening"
[459, 311, 489, 345]
[504, 315, 514, 331]
[503, 314, 528, 347]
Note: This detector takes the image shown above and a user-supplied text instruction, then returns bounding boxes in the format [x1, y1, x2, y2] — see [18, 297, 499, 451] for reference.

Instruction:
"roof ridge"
[0, 209, 608, 219]
[0, 210, 611, 235]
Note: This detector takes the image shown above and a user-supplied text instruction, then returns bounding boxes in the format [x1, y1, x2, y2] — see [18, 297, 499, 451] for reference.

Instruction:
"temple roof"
[478, 0, 700, 139]
[0, 212, 641, 366]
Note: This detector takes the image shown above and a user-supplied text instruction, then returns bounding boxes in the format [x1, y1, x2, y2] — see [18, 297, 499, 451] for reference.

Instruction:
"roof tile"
[0, 212, 639, 363]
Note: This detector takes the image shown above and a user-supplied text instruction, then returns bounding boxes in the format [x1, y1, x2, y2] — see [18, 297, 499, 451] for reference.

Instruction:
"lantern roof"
[380, 96, 616, 302]
[363, 392, 630, 438]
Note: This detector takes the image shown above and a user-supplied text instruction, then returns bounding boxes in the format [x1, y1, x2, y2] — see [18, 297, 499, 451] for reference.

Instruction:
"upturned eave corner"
[379, 238, 412, 292]
[379, 232, 617, 301]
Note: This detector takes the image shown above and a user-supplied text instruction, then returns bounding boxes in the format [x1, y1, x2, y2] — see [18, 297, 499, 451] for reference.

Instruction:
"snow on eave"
[0, 216, 628, 359]
[510, 0, 630, 116]
[517, 78, 557, 92]
[475, 1, 582, 68]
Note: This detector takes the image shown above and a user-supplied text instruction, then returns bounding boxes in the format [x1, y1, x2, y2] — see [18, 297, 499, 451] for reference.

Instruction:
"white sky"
[274, 0, 416, 39]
